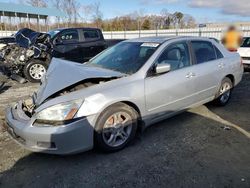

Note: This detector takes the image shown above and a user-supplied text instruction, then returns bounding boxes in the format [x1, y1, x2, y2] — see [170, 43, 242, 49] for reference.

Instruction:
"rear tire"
[213, 77, 233, 106]
[94, 103, 138, 152]
[23, 59, 47, 83]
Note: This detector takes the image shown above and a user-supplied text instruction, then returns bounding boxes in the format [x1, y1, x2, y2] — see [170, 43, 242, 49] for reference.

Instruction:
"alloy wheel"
[102, 111, 133, 147]
[29, 63, 46, 80]
[219, 82, 231, 103]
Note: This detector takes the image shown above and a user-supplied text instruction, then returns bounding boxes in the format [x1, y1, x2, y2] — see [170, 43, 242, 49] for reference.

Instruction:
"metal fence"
[1, 27, 250, 39]
[103, 27, 250, 40]
[0, 30, 15, 37]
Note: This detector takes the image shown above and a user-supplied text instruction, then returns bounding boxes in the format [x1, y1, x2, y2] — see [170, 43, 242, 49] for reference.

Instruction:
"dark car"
[0, 28, 122, 83]
[49, 28, 107, 63]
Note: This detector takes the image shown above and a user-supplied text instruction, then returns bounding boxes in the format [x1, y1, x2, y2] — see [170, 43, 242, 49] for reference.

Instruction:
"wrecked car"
[0, 28, 122, 83]
[4, 37, 243, 154]
[49, 27, 108, 63]
[0, 28, 52, 83]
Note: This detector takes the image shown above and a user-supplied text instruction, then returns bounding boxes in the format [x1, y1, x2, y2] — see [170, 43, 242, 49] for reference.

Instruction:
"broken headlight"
[35, 99, 83, 122]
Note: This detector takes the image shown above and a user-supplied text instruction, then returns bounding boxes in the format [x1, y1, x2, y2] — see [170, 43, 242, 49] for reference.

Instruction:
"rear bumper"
[5, 104, 95, 155]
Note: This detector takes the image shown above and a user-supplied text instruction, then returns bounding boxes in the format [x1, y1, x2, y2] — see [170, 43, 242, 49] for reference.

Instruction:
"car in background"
[0, 36, 15, 50]
[209, 37, 220, 43]
[237, 37, 250, 70]
[4, 36, 243, 154]
[0, 28, 123, 83]
[49, 28, 108, 63]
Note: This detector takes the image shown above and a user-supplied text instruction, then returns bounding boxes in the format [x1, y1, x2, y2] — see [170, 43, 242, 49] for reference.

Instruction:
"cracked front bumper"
[4, 103, 96, 155]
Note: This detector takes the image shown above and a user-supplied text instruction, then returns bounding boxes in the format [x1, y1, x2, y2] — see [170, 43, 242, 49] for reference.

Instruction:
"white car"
[238, 37, 250, 69]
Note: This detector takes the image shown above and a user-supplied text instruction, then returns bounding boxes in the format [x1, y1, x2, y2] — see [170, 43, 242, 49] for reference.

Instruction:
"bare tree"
[51, 0, 63, 27]
[82, 5, 93, 23]
[62, 0, 80, 24]
[91, 2, 103, 28]
[160, 8, 172, 29]
[173, 12, 184, 28]
[26, 0, 47, 7]
[120, 16, 132, 31]
[51, 0, 62, 9]
[186, 15, 196, 28]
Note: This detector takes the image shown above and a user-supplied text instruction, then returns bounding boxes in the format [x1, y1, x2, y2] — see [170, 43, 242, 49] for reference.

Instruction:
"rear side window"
[191, 41, 216, 64]
[214, 46, 224, 59]
[83, 30, 99, 41]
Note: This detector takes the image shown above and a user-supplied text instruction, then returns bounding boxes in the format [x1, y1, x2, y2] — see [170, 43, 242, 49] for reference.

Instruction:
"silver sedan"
[4, 36, 244, 154]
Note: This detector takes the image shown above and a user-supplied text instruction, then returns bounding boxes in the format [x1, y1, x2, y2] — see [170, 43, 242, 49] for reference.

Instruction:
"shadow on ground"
[0, 84, 12, 94]
[0, 112, 249, 188]
[206, 73, 250, 131]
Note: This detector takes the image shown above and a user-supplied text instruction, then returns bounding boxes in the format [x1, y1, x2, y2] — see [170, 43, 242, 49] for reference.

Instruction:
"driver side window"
[58, 29, 79, 43]
[156, 42, 191, 71]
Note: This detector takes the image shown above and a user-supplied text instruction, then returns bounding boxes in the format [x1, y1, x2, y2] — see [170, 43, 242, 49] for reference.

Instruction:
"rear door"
[189, 40, 225, 102]
[52, 29, 81, 62]
[144, 41, 197, 119]
[78, 29, 106, 62]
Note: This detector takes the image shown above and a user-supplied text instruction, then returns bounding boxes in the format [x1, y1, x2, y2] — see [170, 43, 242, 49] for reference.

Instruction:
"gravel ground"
[0, 74, 249, 188]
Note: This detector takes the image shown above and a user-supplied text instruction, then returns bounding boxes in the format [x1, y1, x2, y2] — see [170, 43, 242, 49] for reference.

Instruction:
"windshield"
[241, 37, 250, 48]
[48, 29, 61, 38]
[87, 42, 159, 74]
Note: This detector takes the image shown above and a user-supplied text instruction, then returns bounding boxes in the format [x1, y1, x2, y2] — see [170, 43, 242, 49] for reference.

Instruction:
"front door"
[145, 41, 196, 121]
[53, 29, 81, 62]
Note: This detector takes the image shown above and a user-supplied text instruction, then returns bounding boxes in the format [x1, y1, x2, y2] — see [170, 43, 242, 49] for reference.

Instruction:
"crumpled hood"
[35, 58, 125, 105]
[15, 28, 44, 48]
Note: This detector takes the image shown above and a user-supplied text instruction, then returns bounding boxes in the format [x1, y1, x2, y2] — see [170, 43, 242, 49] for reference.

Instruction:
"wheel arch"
[120, 101, 142, 119]
[225, 74, 235, 86]
[94, 100, 144, 131]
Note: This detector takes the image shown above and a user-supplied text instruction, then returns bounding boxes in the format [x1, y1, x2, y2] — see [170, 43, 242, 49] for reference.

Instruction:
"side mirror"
[54, 37, 62, 45]
[155, 63, 171, 74]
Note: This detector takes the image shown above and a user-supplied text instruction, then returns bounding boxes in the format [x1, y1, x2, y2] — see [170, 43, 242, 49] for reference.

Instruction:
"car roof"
[50, 27, 101, 31]
[125, 36, 213, 44]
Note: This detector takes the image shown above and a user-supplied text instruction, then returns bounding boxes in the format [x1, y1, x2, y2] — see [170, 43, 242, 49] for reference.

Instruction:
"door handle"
[186, 73, 191, 78]
[190, 73, 196, 77]
[218, 63, 224, 68]
[186, 72, 196, 78]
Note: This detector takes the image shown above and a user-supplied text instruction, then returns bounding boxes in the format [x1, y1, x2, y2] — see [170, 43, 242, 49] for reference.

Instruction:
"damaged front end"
[22, 97, 36, 118]
[20, 58, 125, 121]
[20, 77, 116, 120]
[4, 53, 126, 154]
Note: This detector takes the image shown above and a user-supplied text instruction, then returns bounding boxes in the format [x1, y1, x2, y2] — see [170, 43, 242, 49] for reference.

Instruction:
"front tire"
[94, 103, 138, 152]
[23, 59, 47, 83]
[214, 77, 233, 106]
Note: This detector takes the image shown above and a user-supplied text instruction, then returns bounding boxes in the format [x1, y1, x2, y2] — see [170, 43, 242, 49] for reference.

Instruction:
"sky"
[2, 0, 250, 23]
